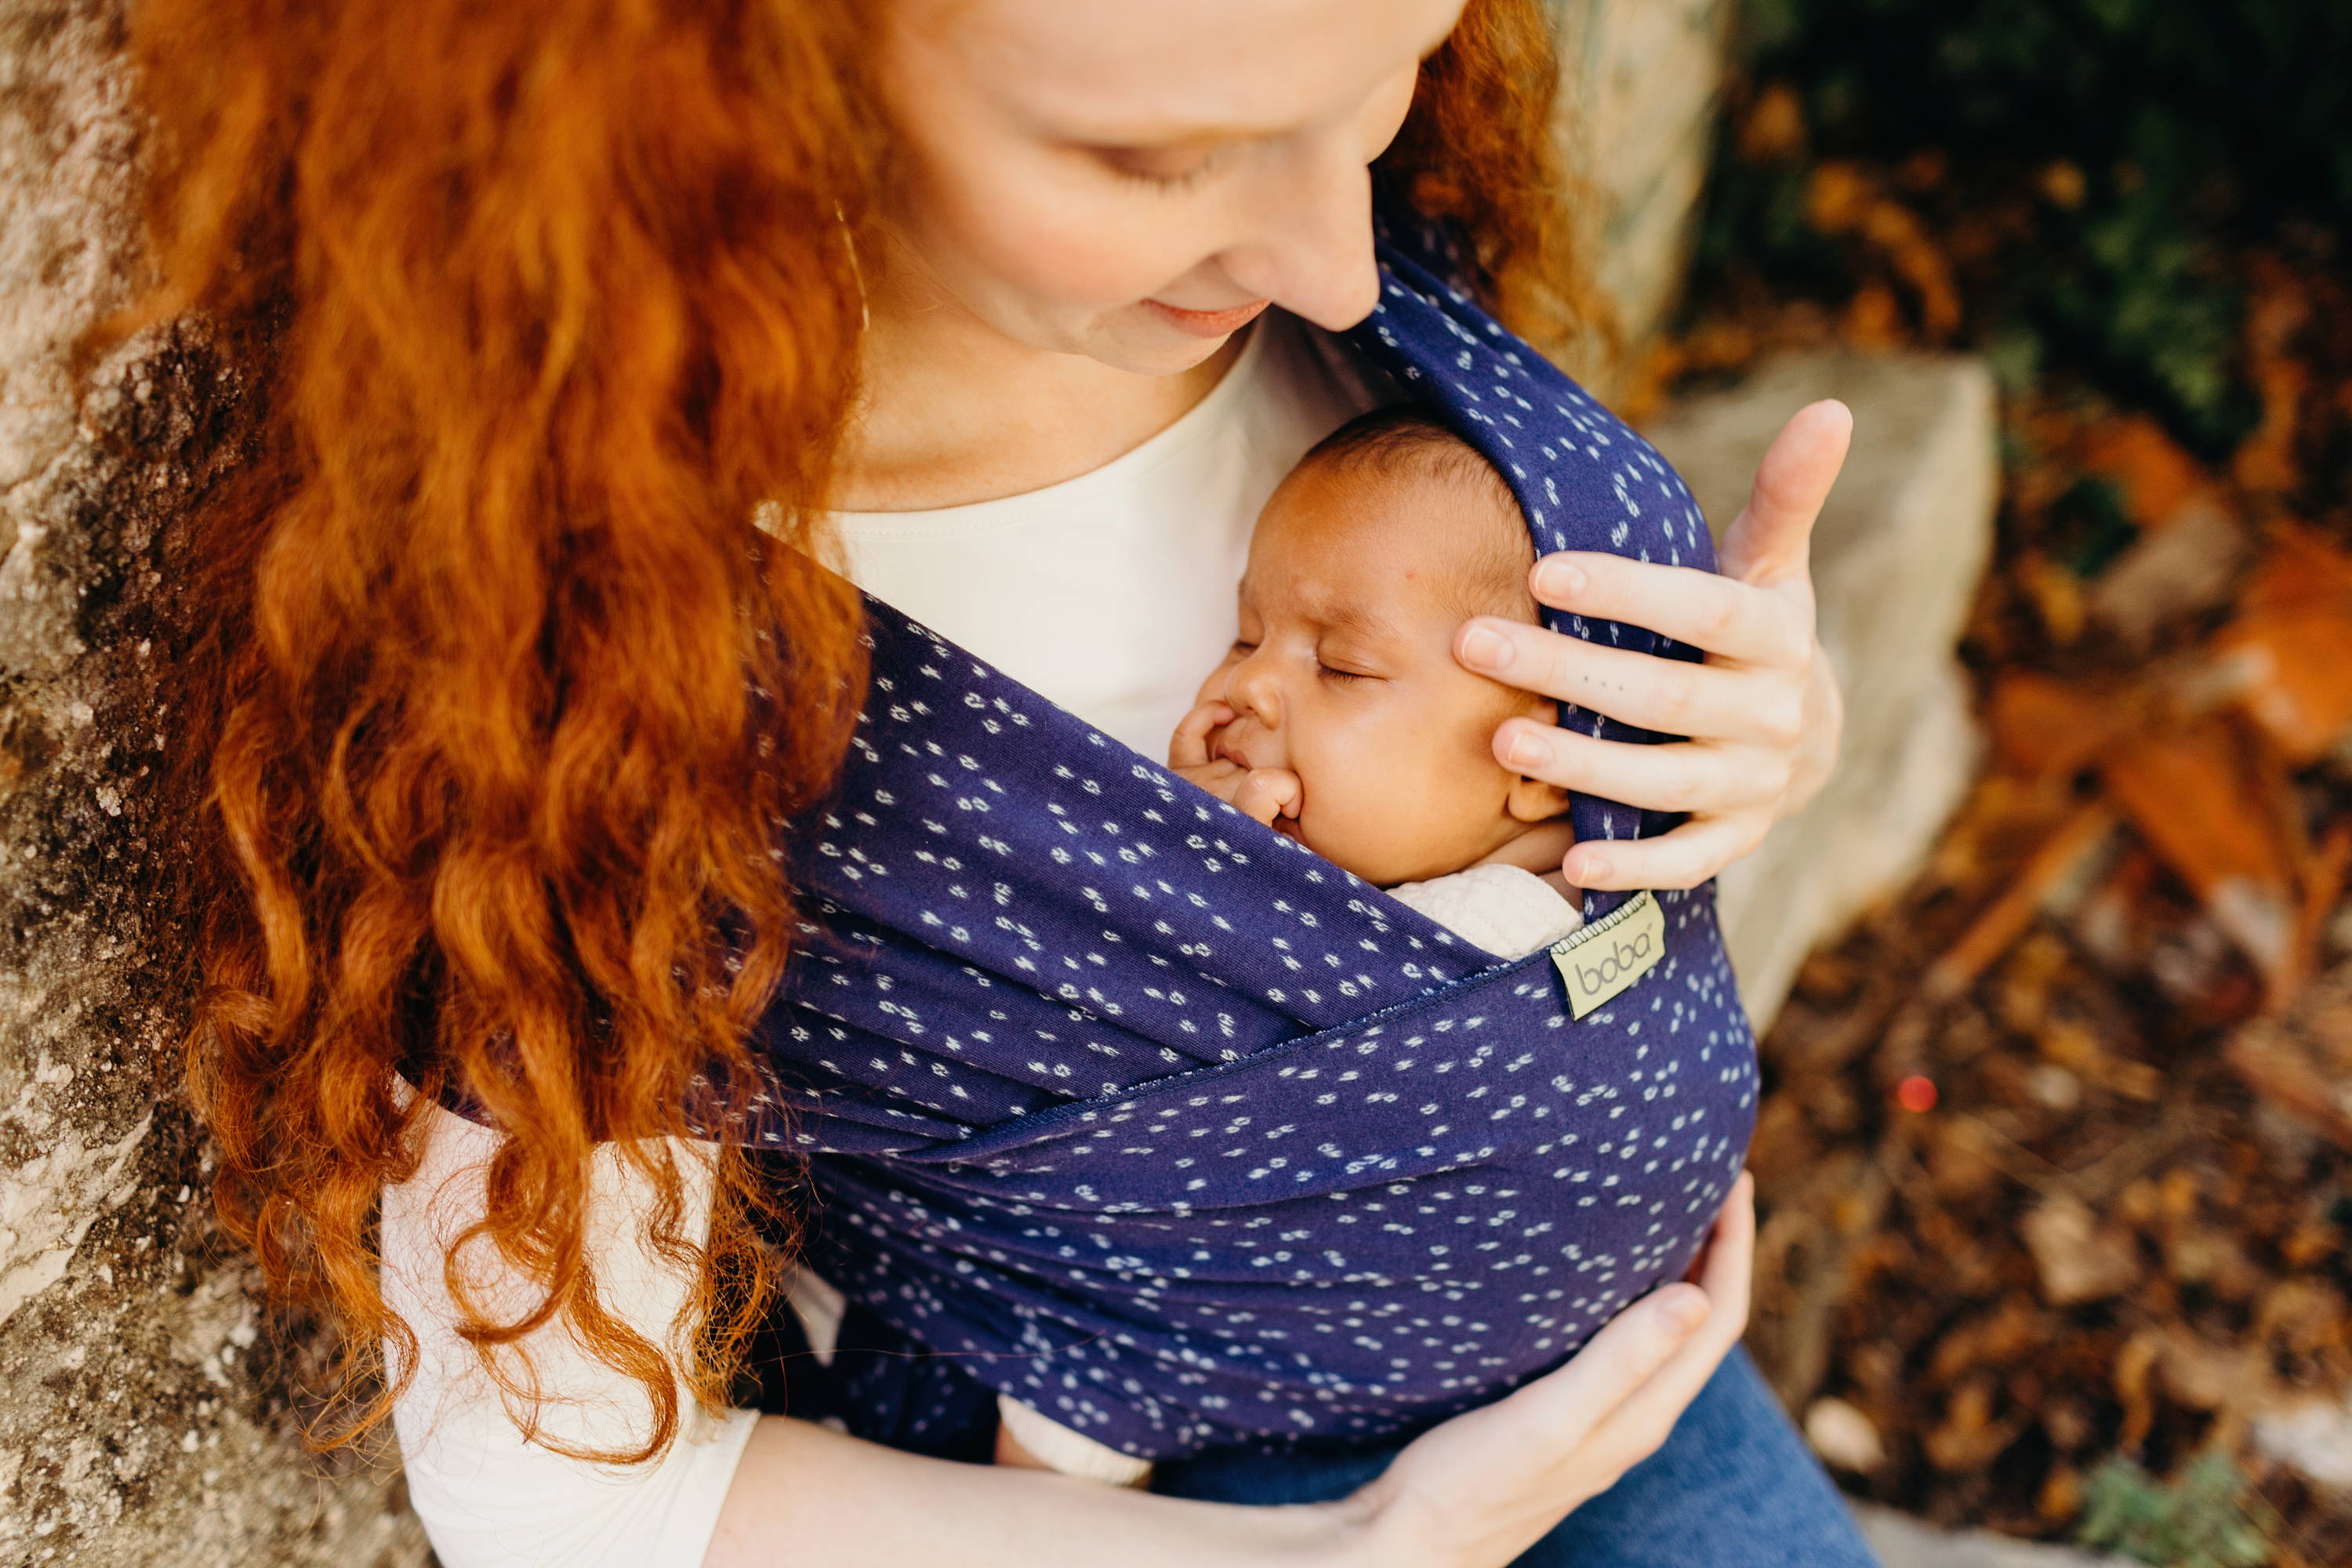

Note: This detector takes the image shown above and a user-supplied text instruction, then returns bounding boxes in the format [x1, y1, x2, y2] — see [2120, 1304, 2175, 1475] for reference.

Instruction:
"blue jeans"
[1151, 1348, 1882, 1567]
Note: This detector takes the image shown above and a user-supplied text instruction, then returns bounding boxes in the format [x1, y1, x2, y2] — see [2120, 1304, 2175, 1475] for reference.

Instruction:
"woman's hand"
[1332, 1171, 1756, 1566]
[1454, 402, 1854, 892]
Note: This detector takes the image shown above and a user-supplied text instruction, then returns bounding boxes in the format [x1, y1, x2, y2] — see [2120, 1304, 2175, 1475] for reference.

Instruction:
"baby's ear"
[1504, 771, 1570, 824]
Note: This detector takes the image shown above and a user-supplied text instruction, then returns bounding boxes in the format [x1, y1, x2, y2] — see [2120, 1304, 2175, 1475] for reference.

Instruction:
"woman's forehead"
[902, 0, 1465, 140]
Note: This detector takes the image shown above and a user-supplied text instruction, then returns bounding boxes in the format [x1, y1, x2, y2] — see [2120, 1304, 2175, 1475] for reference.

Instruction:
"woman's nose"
[1221, 139, 1381, 332]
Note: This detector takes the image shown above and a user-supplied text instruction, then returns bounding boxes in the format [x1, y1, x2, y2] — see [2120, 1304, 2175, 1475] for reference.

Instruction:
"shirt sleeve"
[382, 1087, 758, 1568]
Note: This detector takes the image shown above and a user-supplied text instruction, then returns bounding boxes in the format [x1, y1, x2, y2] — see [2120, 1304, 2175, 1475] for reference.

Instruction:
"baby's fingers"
[1232, 768, 1301, 828]
[1169, 702, 1234, 769]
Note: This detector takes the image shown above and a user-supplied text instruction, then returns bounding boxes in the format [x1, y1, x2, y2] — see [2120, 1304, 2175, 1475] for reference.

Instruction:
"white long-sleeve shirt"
[385, 311, 1385, 1566]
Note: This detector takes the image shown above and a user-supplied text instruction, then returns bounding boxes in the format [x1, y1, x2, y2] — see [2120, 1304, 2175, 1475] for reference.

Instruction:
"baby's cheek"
[1289, 724, 1417, 877]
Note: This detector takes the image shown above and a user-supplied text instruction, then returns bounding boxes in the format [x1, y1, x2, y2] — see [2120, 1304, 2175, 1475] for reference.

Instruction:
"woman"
[125, 0, 1865, 1563]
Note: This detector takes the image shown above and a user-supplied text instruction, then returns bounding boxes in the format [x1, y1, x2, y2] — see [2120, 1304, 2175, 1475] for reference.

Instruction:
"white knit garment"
[1385, 863, 1586, 959]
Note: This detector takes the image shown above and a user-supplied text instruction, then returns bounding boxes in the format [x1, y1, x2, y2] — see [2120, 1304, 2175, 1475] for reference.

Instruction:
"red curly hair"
[118, 0, 1587, 1464]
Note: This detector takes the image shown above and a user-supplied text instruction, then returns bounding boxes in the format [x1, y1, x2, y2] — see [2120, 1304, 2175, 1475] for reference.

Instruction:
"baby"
[991, 405, 1587, 1480]
[1171, 403, 1585, 961]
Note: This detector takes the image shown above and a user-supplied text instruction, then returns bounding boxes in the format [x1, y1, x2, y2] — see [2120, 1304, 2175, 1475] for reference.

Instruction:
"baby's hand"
[1169, 701, 1302, 831]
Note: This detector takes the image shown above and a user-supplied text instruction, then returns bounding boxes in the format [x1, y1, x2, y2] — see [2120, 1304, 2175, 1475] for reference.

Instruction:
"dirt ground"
[1656, 67, 2352, 1568]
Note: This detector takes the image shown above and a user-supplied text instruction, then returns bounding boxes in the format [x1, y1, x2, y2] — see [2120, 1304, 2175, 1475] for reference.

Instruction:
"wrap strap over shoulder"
[723, 213, 1759, 1461]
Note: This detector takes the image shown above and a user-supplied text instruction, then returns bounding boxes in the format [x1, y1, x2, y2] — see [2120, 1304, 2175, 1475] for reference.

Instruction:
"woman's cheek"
[936, 158, 1224, 318]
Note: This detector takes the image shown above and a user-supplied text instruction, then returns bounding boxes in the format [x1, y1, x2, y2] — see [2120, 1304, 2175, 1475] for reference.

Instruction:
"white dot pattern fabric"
[707, 219, 1760, 1461]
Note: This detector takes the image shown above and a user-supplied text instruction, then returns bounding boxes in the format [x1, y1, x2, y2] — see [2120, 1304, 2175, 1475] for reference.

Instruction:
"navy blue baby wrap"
[726, 219, 1759, 1461]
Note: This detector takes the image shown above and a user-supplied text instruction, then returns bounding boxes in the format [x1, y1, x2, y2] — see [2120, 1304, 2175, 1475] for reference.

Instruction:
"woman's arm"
[706, 1176, 1755, 1568]
[1454, 401, 1855, 891]
[383, 1098, 757, 1568]
[390, 1093, 1755, 1568]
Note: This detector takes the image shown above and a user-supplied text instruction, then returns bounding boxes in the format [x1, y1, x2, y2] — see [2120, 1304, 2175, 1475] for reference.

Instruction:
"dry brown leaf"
[2225, 961, 2352, 1147]
[2100, 723, 2301, 996]
[2020, 1194, 2141, 1306]
[1739, 83, 1807, 163]
[2080, 415, 2207, 528]
[1806, 162, 1874, 233]
[1987, 670, 2122, 781]
[2088, 497, 2250, 652]
[2114, 1328, 2162, 1451]
[1803, 1397, 1887, 1472]
[1929, 804, 2117, 1000]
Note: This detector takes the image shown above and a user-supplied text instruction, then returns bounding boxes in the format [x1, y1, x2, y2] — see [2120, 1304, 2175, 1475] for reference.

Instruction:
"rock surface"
[1559, 0, 1737, 371]
[1642, 350, 2001, 1029]
[1856, 1504, 2132, 1568]
[0, 1, 426, 1563]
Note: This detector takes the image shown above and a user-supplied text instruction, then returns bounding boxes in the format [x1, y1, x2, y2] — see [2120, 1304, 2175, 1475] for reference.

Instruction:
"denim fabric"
[1152, 1347, 1882, 1568]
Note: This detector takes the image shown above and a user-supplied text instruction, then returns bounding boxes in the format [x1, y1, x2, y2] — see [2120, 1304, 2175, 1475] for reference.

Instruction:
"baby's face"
[1194, 461, 1562, 885]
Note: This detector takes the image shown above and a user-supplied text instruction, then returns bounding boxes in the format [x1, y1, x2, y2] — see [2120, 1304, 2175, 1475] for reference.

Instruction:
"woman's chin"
[1078, 311, 1240, 377]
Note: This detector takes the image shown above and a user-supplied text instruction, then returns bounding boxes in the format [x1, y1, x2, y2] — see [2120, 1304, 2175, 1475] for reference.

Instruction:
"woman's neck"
[835, 254, 1244, 514]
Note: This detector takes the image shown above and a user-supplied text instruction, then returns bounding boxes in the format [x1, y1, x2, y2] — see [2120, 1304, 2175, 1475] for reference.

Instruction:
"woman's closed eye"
[1091, 141, 1229, 191]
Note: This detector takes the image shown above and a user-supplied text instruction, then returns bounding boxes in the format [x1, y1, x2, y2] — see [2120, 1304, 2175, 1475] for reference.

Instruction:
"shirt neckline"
[829, 312, 1283, 541]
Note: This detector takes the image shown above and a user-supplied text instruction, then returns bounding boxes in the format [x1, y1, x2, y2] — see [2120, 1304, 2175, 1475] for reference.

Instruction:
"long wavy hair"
[118, 0, 1585, 1463]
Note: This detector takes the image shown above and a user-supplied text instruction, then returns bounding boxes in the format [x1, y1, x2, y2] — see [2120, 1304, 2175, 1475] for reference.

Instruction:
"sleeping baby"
[1172, 403, 1586, 962]
[992, 404, 1589, 1479]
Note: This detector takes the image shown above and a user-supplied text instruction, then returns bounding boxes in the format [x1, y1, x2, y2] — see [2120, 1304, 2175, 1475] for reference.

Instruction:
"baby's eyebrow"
[1316, 601, 1404, 644]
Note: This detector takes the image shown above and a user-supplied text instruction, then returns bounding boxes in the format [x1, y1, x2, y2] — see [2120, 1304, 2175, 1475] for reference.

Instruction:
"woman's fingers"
[1561, 815, 1765, 892]
[1459, 621, 1804, 748]
[1578, 1174, 1755, 1467]
[1352, 1178, 1755, 1566]
[1715, 400, 1852, 590]
[1522, 555, 1812, 670]
[1493, 722, 1791, 818]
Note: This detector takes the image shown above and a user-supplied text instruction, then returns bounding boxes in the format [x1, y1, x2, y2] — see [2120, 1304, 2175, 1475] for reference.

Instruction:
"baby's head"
[1196, 405, 1568, 885]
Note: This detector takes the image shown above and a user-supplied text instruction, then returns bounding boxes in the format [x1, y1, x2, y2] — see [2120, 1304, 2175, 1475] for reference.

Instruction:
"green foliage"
[2074, 1454, 2272, 1568]
[1697, 0, 2352, 452]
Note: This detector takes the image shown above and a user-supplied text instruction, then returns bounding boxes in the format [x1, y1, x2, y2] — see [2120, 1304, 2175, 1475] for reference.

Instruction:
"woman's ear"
[1504, 771, 1570, 824]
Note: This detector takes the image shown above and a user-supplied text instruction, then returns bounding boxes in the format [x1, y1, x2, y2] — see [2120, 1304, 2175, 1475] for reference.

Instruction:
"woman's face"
[877, 0, 1466, 376]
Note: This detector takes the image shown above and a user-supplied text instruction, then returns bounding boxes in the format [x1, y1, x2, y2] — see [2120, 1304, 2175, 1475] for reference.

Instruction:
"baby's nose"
[1225, 657, 1283, 729]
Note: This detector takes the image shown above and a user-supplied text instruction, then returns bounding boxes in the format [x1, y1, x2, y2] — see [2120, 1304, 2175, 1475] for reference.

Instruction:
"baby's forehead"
[1250, 452, 1537, 624]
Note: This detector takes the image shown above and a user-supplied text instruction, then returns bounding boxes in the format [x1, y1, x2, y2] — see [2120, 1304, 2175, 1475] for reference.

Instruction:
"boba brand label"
[1550, 889, 1666, 1019]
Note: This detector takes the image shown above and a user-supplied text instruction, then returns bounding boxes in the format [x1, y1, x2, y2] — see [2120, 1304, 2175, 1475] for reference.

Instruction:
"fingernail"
[1505, 728, 1547, 768]
[1655, 1285, 1708, 1335]
[1574, 853, 1611, 884]
[1534, 559, 1588, 601]
[1461, 625, 1513, 670]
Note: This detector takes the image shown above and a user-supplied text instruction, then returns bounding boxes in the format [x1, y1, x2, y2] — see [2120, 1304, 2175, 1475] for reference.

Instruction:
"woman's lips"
[1143, 298, 1270, 339]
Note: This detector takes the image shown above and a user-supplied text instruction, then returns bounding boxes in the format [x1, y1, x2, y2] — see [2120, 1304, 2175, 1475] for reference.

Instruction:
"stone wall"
[0, 1, 427, 1563]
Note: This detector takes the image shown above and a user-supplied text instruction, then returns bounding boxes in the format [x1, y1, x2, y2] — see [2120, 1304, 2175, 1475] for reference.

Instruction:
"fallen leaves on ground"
[1662, 95, 2352, 1566]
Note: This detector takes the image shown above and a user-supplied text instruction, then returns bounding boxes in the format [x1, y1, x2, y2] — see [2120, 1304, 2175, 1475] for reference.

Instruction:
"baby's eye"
[1317, 662, 1374, 684]
[1230, 638, 1258, 656]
